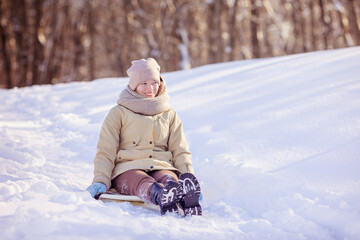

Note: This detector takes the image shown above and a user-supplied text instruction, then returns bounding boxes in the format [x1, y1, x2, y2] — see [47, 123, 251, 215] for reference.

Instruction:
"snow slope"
[1, 47, 360, 239]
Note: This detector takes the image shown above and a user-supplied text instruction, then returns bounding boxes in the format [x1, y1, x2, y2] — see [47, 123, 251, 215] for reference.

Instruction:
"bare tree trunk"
[237, 0, 249, 59]
[216, 1, 225, 62]
[350, 0, 360, 45]
[299, 1, 308, 52]
[291, 1, 304, 53]
[46, 0, 69, 84]
[0, 0, 12, 88]
[119, 0, 132, 76]
[9, 0, 24, 86]
[39, 0, 57, 84]
[112, 1, 128, 76]
[251, 0, 260, 58]
[229, 0, 239, 61]
[169, 0, 184, 70]
[330, 2, 347, 48]
[136, 0, 155, 58]
[87, 0, 95, 81]
[177, 13, 191, 69]
[207, 2, 218, 63]
[319, 0, 329, 49]
[261, 0, 272, 57]
[342, 0, 360, 45]
[18, 0, 28, 86]
[71, 5, 85, 82]
[31, 0, 44, 86]
[310, 0, 319, 50]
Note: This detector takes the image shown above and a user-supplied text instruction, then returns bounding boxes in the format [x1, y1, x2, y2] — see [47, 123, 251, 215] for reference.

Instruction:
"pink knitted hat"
[127, 58, 161, 90]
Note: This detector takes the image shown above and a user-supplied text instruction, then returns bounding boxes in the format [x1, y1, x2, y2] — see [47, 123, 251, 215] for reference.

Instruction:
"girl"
[87, 58, 202, 216]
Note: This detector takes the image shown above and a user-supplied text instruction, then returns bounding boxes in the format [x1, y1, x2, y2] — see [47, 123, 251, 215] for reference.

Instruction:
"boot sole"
[160, 181, 178, 215]
[177, 173, 202, 216]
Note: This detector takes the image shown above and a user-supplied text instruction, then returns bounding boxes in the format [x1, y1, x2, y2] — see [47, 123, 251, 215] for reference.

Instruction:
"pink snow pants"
[112, 169, 178, 204]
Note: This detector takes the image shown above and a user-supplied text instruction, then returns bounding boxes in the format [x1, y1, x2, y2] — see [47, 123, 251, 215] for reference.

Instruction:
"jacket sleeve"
[92, 107, 121, 189]
[168, 111, 195, 175]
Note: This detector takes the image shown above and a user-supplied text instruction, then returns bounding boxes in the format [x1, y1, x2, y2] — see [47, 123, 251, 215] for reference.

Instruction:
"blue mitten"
[86, 182, 106, 198]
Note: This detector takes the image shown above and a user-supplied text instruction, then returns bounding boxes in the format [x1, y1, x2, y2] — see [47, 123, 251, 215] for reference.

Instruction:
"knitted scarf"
[117, 84, 170, 116]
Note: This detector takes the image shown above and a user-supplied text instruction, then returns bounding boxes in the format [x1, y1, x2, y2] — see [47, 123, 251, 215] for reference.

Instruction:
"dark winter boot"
[176, 173, 202, 216]
[149, 181, 178, 215]
[149, 182, 163, 205]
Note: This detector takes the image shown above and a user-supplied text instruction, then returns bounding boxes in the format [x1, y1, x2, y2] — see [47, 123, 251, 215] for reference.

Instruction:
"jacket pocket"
[119, 135, 141, 149]
[116, 149, 143, 162]
[154, 151, 173, 163]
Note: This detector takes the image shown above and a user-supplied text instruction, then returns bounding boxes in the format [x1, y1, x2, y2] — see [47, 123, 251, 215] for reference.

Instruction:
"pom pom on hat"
[127, 58, 161, 90]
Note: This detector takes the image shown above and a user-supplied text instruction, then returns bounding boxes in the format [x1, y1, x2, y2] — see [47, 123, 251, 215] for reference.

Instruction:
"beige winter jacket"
[92, 105, 194, 189]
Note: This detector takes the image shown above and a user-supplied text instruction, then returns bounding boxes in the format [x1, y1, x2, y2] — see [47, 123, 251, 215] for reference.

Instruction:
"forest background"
[1, 0, 360, 89]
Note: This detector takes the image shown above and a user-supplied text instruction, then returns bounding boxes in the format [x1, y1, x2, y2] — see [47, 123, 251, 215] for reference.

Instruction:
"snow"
[1, 47, 360, 239]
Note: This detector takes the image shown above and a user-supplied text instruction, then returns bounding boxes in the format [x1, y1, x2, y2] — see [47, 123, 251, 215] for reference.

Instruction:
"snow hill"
[1, 47, 360, 240]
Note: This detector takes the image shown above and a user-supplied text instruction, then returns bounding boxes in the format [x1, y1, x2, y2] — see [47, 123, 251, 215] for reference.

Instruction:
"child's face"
[135, 79, 159, 98]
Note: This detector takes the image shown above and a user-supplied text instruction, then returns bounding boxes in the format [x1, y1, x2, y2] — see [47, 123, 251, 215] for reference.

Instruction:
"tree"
[1, 0, 359, 89]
